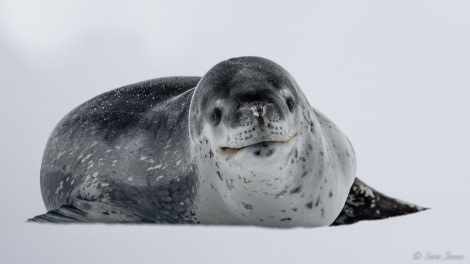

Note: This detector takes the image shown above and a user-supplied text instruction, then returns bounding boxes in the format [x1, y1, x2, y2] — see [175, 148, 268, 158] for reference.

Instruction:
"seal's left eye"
[286, 97, 295, 112]
[211, 108, 222, 125]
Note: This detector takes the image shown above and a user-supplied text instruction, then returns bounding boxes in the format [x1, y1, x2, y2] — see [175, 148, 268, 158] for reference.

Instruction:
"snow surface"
[1, 0, 469, 263]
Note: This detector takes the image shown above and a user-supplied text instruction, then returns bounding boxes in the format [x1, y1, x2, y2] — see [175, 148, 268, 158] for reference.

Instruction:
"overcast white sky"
[1, 1, 469, 263]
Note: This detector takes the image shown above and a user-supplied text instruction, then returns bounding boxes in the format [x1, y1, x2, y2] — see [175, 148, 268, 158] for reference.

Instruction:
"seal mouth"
[220, 133, 298, 157]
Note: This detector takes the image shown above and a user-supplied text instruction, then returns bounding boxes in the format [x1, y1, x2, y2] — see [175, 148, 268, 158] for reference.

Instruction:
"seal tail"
[332, 177, 428, 226]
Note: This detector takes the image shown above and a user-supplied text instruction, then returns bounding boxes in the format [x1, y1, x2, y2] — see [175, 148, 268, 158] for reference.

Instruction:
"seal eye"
[211, 108, 222, 125]
[286, 97, 295, 112]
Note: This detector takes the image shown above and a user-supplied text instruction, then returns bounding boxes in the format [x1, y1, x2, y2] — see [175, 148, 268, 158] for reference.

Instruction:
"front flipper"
[28, 200, 156, 223]
[332, 178, 428, 225]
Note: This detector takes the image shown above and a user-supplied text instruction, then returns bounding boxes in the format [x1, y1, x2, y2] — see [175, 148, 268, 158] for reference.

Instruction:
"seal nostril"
[286, 97, 295, 112]
[211, 108, 222, 125]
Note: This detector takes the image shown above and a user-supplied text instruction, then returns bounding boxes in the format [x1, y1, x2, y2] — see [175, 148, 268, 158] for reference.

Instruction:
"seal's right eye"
[211, 108, 222, 125]
[285, 97, 295, 112]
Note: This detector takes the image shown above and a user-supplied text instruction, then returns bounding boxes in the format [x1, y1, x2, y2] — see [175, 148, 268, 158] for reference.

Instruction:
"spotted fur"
[29, 57, 426, 226]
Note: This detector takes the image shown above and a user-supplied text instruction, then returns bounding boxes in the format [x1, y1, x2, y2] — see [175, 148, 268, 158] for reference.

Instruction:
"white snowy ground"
[1, 1, 469, 263]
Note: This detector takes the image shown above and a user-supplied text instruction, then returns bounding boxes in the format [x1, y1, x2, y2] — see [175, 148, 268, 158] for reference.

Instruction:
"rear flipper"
[332, 177, 428, 225]
[28, 200, 156, 223]
[28, 204, 89, 223]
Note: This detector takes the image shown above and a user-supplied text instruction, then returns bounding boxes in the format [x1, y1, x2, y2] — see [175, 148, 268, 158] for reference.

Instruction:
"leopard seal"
[30, 56, 425, 226]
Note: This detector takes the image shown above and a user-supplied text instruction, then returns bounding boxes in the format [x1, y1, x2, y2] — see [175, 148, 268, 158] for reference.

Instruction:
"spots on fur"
[315, 196, 321, 207]
[306, 201, 313, 209]
[242, 202, 254, 210]
[290, 186, 302, 194]
[216, 171, 223, 181]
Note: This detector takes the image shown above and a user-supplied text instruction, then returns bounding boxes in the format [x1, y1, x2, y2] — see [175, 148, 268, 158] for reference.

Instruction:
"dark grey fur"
[37, 77, 201, 223]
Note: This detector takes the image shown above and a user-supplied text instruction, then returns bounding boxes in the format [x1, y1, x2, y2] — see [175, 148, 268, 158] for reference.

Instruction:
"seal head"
[189, 57, 356, 227]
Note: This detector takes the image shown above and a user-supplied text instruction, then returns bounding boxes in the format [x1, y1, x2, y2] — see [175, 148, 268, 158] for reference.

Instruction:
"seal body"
[40, 77, 201, 223]
[31, 57, 425, 226]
